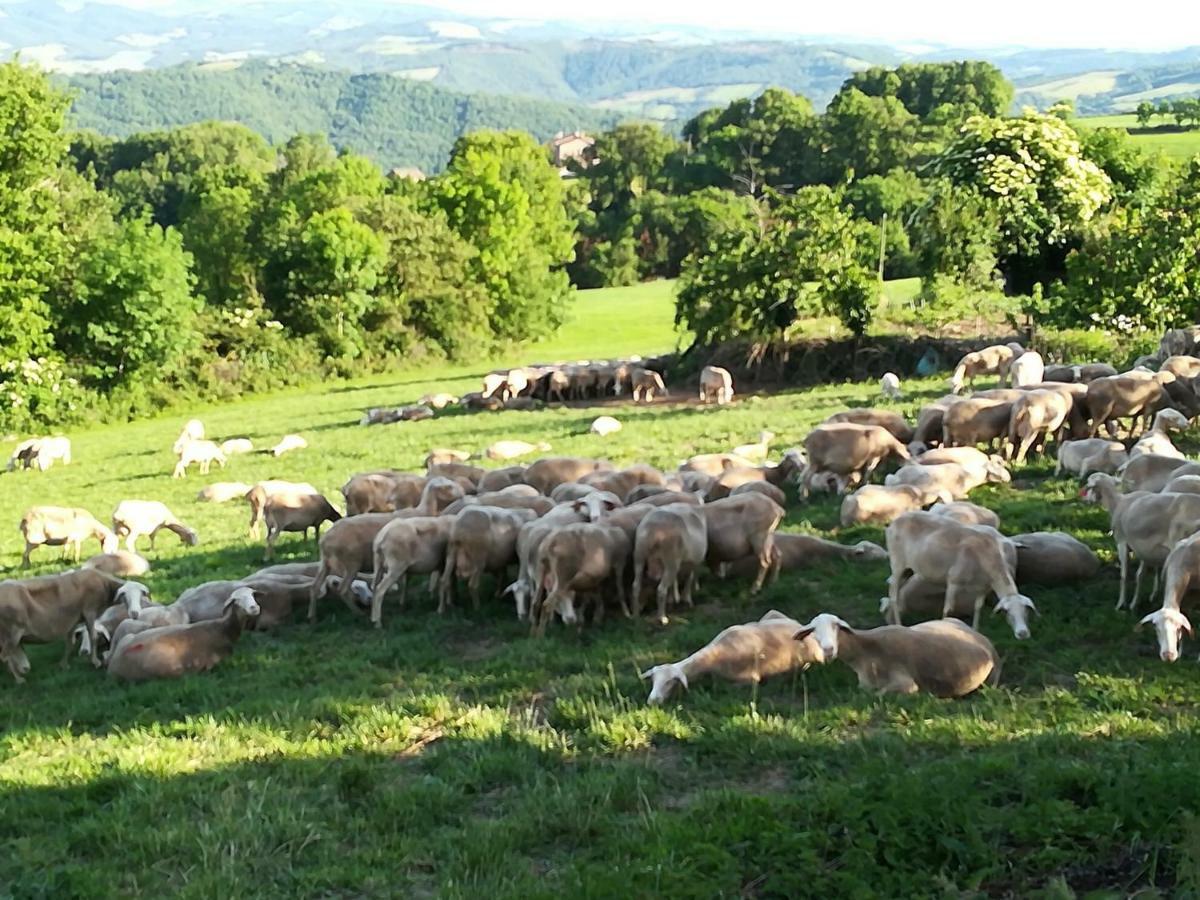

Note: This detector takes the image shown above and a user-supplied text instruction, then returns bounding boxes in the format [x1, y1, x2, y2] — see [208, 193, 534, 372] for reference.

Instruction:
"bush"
[894, 275, 1019, 331]
[0, 356, 85, 433]
[1034, 327, 1157, 368]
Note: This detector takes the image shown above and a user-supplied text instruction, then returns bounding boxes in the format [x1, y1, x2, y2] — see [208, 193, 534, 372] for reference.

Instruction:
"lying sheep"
[631, 503, 707, 625]
[794, 613, 1000, 697]
[0, 569, 136, 680]
[196, 482, 254, 504]
[885, 463, 983, 502]
[705, 452, 802, 501]
[590, 416, 622, 437]
[485, 440, 552, 461]
[425, 448, 472, 467]
[360, 407, 403, 426]
[263, 491, 342, 560]
[730, 431, 774, 464]
[1010, 531, 1101, 585]
[83, 551, 151, 578]
[698, 365, 734, 404]
[840, 484, 932, 527]
[930, 501, 999, 529]
[111, 500, 198, 553]
[106, 587, 260, 681]
[914, 446, 1012, 486]
[271, 434, 307, 457]
[712, 533, 889, 578]
[641, 610, 823, 705]
[20, 506, 118, 567]
[173, 439, 226, 478]
[419, 393, 459, 410]
[880, 373, 902, 400]
[219, 438, 254, 456]
[1054, 439, 1128, 478]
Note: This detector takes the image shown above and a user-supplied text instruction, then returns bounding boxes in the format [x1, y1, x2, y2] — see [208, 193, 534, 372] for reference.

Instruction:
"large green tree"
[839, 61, 1014, 119]
[431, 130, 575, 341]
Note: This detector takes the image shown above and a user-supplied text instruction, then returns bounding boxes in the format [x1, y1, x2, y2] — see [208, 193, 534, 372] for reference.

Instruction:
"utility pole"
[877, 212, 887, 283]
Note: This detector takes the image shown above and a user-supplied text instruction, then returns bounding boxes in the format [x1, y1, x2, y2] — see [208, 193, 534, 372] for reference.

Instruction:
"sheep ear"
[793, 627, 814, 642]
[1181, 613, 1194, 635]
[677, 671, 689, 690]
[638, 667, 655, 681]
[1136, 612, 1155, 630]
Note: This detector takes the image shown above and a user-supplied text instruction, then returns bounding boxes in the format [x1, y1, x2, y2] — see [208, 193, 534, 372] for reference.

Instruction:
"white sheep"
[590, 416, 622, 437]
[172, 419, 205, 454]
[219, 438, 254, 456]
[173, 439, 226, 478]
[880, 372, 903, 400]
[271, 434, 308, 457]
[111, 500, 199, 552]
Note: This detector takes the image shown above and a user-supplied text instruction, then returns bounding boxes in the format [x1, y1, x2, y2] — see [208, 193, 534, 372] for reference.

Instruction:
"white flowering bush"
[0, 356, 85, 431]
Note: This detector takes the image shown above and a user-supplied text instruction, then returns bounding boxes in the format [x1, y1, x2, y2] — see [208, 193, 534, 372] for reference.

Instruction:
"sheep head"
[1138, 608, 1192, 662]
[1157, 409, 1190, 432]
[985, 456, 1012, 484]
[227, 586, 261, 618]
[793, 613, 849, 661]
[117, 581, 151, 617]
[640, 662, 688, 705]
[853, 541, 888, 562]
[994, 594, 1037, 640]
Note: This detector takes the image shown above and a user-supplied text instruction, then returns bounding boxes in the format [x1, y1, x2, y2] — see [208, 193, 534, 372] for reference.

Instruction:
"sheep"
[822, 408, 914, 444]
[631, 503, 708, 625]
[369, 516, 454, 625]
[1077, 363, 1119, 383]
[524, 457, 613, 495]
[730, 431, 775, 463]
[1085, 373, 1167, 438]
[942, 396, 1016, 453]
[173, 439, 226, 478]
[7, 438, 41, 472]
[1008, 350, 1044, 388]
[1144, 533, 1200, 661]
[840, 484, 932, 527]
[640, 610, 824, 705]
[19, 506, 118, 568]
[425, 448, 472, 467]
[532, 521, 632, 635]
[913, 446, 1012, 485]
[440, 506, 538, 613]
[885, 511, 1035, 631]
[360, 407, 403, 426]
[8, 436, 72, 472]
[793, 613, 1000, 697]
[1139, 607, 1194, 664]
[679, 452, 757, 477]
[721, 533, 888, 578]
[419, 393, 459, 410]
[1130, 409, 1190, 460]
[1119, 454, 1191, 493]
[630, 367, 667, 403]
[702, 493, 785, 593]
[729, 481, 786, 507]
[246, 480, 321, 538]
[485, 440, 552, 461]
[800, 424, 911, 496]
[1055, 439, 1128, 478]
[196, 482, 254, 504]
[949, 344, 1022, 393]
[1163, 475, 1200, 495]
[83, 551, 151, 578]
[590, 416, 622, 437]
[880, 372, 903, 400]
[929, 501, 1000, 529]
[106, 587, 260, 681]
[219, 438, 254, 456]
[481, 372, 507, 398]
[884, 462, 986, 502]
[443, 490, 554, 517]
[263, 491, 342, 560]
[461, 391, 504, 412]
[1161, 355, 1200, 381]
[477, 465, 529, 493]
[1007, 388, 1073, 464]
[172, 419, 204, 454]
[705, 452, 803, 501]
[909, 397, 959, 453]
[1009, 531, 1101, 586]
[698, 365, 734, 404]
[111, 500, 198, 552]
[340, 471, 424, 517]
[271, 434, 307, 457]
[0, 569, 136, 680]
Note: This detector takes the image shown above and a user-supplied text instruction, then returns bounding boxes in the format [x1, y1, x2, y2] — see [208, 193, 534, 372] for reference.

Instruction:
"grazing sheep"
[641, 610, 823, 705]
[485, 440, 552, 461]
[942, 396, 1017, 453]
[196, 482, 254, 504]
[1163, 475, 1200, 495]
[730, 431, 775, 463]
[532, 521, 632, 635]
[631, 367, 667, 403]
[823, 408, 914, 444]
[679, 452, 757, 477]
[20, 506, 118, 568]
[1009, 531, 1101, 586]
[83, 551, 151, 578]
[590, 415, 622, 437]
[523, 457, 613, 495]
[1007, 388, 1073, 464]
[699, 366, 734, 404]
[7, 436, 71, 472]
[219, 438, 254, 456]
[793, 613, 1000, 697]
[702, 494, 785, 593]
[929, 501, 1000, 530]
[1139, 607, 1194, 664]
[950, 344, 1023, 394]
[800, 424, 911, 496]
[880, 372, 903, 400]
[106, 588, 260, 681]
[1055, 439, 1128, 478]
[246, 481, 321, 538]
[441, 506, 538, 613]
[1130, 409, 1190, 460]
[1008, 350, 1045, 389]
[172, 420, 204, 454]
[0, 569, 135, 680]
[729, 481, 787, 507]
[1085, 373, 1167, 438]
[111, 500, 198, 552]
[1119, 454, 1191, 493]
[369, 516, 454, 625]
[173, 439, 226, 478]
[631, 503, 708, 625]
[271, 434, 307, 457]
[1144, 533, 1200, 661]
[263, 491, 342, 560]
[340, 471, 424, 517]
[840, 484, 932, 527]
[476, 465, 529, 494]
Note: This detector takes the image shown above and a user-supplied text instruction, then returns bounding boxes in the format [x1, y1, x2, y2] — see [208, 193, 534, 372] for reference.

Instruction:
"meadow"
[4, 282, 1200, 897]
[1080, 113, 1200, 161]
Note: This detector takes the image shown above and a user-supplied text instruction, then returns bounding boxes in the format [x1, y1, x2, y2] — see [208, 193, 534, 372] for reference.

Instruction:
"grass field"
[5, 282, 1200, 896]
[1078, 113, 1200, 161]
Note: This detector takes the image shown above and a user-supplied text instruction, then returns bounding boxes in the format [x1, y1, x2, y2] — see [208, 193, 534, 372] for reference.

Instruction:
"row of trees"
[1135, 98, 1200, 128]
[0, 60, 578, 428]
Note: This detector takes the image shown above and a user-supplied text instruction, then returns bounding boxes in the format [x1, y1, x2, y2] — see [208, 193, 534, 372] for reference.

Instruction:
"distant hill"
[1017, 63, 1200, 115]
[65, 62, 621, 172]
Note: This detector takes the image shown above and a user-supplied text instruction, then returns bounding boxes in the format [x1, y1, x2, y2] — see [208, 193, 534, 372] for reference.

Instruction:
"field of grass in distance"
[4, 280, 1200, 896]
[1078, 112, 1200, 161]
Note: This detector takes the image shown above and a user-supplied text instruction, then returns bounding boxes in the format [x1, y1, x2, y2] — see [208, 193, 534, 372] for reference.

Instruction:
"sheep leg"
[613, 558, 629, 619]
[1, 632, 30, 683]
[468, 569, 483, 611]
[879, 673, 920, 695]
[308, 560, 331, 622]
[264, 526, 279, 562]
[1132, 559, 1147, 611]
[1150, 566, 1162, 606]
[631, 555, 647, 617]
[371, 565, 405, 627]
[438, 549, 457, 614]
[1115, 540, 1130, 610]
[749, 536, 773, 594]
[20, 543, 32, 569]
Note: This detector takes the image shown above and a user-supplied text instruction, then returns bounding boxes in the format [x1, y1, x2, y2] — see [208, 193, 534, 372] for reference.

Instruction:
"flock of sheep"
[8, 327, 1200, 702]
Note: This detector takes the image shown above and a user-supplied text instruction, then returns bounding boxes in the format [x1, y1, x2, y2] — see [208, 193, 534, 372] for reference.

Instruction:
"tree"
[431, 130, 575, 342]
[676, 187, 878, 350]
[822, 89, 921, 182]
[1078, 126, 1161, 205]
[1135, 101, 1155, 128]
[838, 61, 1014, 120]
[923, 111, 1112, 292]
[58, 217, 199, 386]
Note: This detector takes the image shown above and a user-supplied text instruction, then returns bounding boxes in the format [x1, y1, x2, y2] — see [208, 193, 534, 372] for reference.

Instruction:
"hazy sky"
[35, 0, 1200, 51]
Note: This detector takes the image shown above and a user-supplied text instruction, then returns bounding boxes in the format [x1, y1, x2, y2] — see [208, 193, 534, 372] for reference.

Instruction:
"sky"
[18, 0, 1200, 51]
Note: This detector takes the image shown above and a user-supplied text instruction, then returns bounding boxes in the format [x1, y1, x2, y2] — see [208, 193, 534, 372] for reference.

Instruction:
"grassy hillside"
[65, 62, 620, 172]
[3, 280, 1200, 894]
[1078, 113, 1200, 161]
